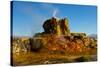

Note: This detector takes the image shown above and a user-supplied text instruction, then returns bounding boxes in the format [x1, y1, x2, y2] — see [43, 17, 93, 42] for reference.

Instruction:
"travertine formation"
[12, 17, 97, 54]
[43, 17, 70, 36]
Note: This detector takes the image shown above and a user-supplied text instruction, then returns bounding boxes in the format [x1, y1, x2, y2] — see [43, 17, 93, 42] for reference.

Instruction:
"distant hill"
[88, 34, 97, 39]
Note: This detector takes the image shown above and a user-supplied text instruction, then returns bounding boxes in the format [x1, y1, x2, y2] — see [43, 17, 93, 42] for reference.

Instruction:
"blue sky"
[12, 1, 97, 37]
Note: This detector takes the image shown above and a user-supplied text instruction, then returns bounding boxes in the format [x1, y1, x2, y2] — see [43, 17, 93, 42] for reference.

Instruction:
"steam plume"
[53, 9, 58, 17]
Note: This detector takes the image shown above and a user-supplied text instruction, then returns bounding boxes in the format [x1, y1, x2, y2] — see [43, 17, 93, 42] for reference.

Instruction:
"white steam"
[53, 9, 58, 17]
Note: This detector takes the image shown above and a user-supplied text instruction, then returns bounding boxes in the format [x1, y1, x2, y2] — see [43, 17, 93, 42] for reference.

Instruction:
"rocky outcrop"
[12, 17, 97, 54]
[12, 37, 30, 54]
[29, 38, 43, 51]
[43, 17, 70, 36]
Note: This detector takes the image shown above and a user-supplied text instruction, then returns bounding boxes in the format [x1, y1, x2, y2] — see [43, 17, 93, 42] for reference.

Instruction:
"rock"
[59, 18, 70, 36]
[30, 38, 43, 52]
[43, 17, 70, 35]
[12, 37, 30, 54]
[71, 33, 86, 39]
[43, 17, 58, 34]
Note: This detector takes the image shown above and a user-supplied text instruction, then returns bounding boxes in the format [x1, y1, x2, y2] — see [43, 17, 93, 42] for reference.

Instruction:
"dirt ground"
[11, 48, 97, 66]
